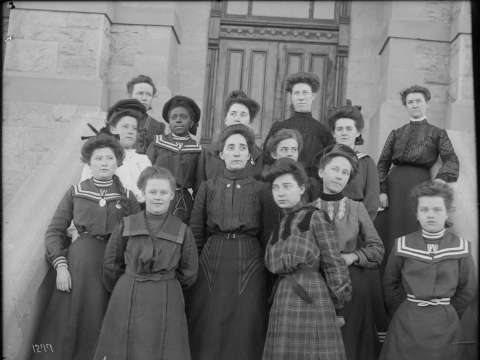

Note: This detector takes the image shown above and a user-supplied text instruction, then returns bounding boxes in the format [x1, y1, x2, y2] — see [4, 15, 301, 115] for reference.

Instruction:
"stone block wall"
[3, 8, 110, 205]
[2, 3, 210, 359]
[107, 23, 179, 122]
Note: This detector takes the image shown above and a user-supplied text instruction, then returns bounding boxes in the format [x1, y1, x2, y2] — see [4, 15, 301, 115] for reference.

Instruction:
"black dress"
[146, 133, 202, 223]
[375, 119, 459, 269]
[31, 177, 139, 360]
[188, 168, 268, 360]
[263, 111, 334, 177]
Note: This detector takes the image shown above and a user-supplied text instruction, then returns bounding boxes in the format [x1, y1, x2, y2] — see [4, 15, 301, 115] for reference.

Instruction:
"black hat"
[162, 95, 201, 124]
[106, 99, 147, 127]
[224, 90, 261, 121]
[285, 72, 320, 93]
[162, 95, 201, 135]
[312, 144, 359, 181]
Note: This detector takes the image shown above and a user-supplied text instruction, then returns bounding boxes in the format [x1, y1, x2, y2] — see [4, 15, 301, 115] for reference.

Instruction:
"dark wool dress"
[263, 111, 334, 177]
[195, 140, 264, 192]
[188, 169, 268, 360]
[263, 205, 352, 360]
[343, 152, 380, 220]
[314, 193, 385, 360]
[146, 134, 202, 223]
[136, 114, 166, 154]
[93, 211, 198, 360]
[380, 229, 477, 360]
[375, 119, 459, 268]
[32, 177, 139, 360]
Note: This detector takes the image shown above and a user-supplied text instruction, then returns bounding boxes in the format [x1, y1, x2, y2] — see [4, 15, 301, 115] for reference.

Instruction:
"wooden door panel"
[213, 39, 278, 142]
[275, 43, 336, 125]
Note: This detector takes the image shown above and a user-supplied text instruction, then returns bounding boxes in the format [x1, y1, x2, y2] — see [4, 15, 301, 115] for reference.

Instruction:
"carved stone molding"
[219, 24, 338, 43]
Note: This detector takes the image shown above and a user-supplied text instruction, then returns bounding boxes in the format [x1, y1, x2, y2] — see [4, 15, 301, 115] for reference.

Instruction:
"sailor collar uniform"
[153, 134, 202, 153]
[395, 229, 469, 263]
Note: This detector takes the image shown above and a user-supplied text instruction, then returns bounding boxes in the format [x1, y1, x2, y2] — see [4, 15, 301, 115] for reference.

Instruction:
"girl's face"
[333, 118, 359, 148]
[110, 116, 138, 149]
[405, 92, 428, 119]
[318, 156, 352, 194]
[89, 147, 118, 180]
[144, 178, 175, 215]
[416, 196, 448, 233]
[219, 133, 250, 170]
[272, 173, 305, 209]
[225, 103, 251, 126]
[169, 106, 193, 136]
[272, 138, 299, 161]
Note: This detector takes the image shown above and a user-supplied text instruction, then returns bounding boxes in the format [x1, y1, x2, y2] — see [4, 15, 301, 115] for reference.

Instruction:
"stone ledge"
[13, 1, 182, 43]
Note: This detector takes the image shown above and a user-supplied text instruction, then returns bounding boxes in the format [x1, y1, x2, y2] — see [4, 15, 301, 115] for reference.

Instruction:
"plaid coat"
[263, 206, 352, 360]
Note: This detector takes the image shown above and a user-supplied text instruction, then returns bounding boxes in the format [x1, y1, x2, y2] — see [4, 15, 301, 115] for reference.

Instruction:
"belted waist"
[392, 161, 430, 169]
[214, 232, 256, 239]
[78, 232, 110, 241]
[125, 269, 176, 282]
[271, 265, 318, 304]
[406, 294, 451, 306]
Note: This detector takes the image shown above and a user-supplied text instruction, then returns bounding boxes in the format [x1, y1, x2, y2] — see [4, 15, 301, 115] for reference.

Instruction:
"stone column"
[104, 1, 182, 123]
[445, 1, 477, 265]
[369, 1, 453, 157]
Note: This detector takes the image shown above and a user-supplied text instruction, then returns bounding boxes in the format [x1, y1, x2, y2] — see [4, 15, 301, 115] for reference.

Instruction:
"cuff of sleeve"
[353, 250, 368, 266]
[435, 174, 456, 183]
[53, 256, 68, 270]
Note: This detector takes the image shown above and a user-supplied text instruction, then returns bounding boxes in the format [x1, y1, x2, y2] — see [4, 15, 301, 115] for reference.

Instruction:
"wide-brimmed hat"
[162, 95, 201, 124]
[162, 95, 201, 135]
[106, 99, 147, 127]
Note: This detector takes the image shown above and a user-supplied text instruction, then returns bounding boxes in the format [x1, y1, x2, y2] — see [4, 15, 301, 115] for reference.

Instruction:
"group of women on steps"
[32, 73, 476, 360]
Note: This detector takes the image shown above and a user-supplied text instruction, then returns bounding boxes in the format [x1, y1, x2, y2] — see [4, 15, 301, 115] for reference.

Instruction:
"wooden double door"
[211, 40, 337, 144]
[200, 2, 349, 145]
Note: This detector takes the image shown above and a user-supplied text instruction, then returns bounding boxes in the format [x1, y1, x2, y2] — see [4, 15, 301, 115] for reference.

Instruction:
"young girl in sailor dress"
[380, 180, 477, 360]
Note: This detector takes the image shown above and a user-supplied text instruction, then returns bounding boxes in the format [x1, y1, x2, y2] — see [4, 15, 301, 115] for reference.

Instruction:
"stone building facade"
[2, 1, 476, 359]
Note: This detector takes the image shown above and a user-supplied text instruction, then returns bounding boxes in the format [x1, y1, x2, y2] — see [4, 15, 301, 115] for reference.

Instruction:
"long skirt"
[31, 234, 109, 360]
[375, 165, 430, 269]
[263, 269, 346, 360]
[94, 272, 191, 360]
[188, 233, 268, 360]
[380, 301, 462, 360]
[342, 266, 385, 360]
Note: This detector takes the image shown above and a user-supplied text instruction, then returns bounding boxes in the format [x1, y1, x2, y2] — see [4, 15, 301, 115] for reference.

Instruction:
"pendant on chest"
[427, 243, 438, 256]
[99, 198, 107, 207]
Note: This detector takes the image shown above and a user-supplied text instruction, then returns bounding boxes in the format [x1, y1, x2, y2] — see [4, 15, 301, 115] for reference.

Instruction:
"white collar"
[410, 116, 426, 122]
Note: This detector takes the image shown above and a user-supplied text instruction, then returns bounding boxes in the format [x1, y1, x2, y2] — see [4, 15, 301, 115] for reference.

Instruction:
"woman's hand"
[56, 267, 72, 292]
[341, 252, 359, 266]
[379, 193, 388, 208]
